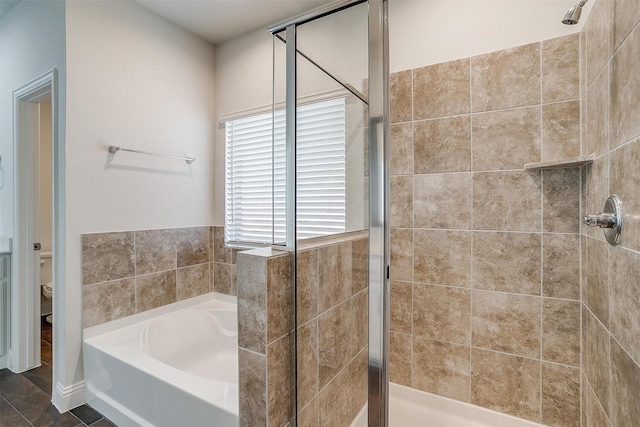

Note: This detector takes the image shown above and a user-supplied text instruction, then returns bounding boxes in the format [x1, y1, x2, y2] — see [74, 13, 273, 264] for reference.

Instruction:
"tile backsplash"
[82, 226, 237, 328]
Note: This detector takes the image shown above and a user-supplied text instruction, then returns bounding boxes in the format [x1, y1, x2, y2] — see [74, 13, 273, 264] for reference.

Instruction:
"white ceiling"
[135, 0, 333, 45]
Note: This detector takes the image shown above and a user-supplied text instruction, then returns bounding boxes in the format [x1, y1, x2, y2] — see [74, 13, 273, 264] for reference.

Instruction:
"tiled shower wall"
[388, 34, 583, 425]
[235, 235, 368, 427]
[580, 0, 640, 425]
[81, 225, 237, 328]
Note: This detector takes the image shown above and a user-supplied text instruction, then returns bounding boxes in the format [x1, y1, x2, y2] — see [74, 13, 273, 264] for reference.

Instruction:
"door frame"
[12, 69, 59, 375]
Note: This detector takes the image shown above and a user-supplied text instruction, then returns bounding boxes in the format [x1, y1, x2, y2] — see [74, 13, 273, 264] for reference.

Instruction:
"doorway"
[12, 69, 58, 391]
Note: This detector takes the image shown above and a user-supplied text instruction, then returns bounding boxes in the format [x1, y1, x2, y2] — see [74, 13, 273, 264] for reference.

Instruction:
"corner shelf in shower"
[524, 154, 595, 170]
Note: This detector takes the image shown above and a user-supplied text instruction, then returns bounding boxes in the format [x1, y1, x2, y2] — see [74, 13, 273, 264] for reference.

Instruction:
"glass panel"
[294, 3, 369, 426]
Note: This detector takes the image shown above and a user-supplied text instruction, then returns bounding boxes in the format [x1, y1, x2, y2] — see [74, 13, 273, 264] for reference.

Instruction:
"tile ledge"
[524, 154, 595, 170]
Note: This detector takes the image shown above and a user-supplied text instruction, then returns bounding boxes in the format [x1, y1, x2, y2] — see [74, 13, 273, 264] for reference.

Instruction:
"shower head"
[562, 0, 588, 25]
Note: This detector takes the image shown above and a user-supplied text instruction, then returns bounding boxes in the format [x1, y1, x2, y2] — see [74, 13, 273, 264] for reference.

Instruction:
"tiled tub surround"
[388, 34, 582, 426]
[236, 234, 368, 427]
[580, 0, 640, 426]
[82, 226, 237, 328]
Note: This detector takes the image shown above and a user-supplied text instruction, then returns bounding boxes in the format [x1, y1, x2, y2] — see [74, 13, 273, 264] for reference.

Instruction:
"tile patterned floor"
[0, 318, 116, 427]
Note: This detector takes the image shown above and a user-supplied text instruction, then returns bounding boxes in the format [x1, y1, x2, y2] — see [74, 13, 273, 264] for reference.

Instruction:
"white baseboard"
[52, 380, 85, 412]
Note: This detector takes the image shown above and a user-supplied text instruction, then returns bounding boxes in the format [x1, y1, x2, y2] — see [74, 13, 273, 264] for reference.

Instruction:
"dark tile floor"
[0, 318, 116, 427]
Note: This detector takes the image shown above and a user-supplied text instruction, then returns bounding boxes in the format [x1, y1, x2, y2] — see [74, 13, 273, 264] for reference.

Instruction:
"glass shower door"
[271, 1, 388, 425]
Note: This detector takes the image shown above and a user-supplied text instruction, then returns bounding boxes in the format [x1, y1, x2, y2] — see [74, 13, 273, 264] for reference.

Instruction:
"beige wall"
[387, 34, 582, 425]
[580, 0, 640, 425]
[39, 99, 53, 284]
[65, 0, 216, 386]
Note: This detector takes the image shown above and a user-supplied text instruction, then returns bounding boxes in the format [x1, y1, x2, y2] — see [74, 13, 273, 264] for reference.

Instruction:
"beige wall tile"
[472, 290, 541, 358]
[613, 0, 640, 50]
[352, 238, 368, 294]
[297, 398, 318, 427]
[318, 242, 353, 312]
[542, 299, 581, 366]
[237, 253, 267, 353]
[412, 337, 471, 402]
[472, 232, 541, 295]
[471, 107, 541, 171]
[586, 377, 611, 427]
[610, 338, 640, 426]
[239, 348, 266, 427]
[134, 229, 176, 275]
[582, 155, 609, 241]
[542, 100, 581, 161]
[213, 262, 237, 296]
[82, 278, 135, 328]
[610, 246, 640, 364]
[543, 233, 580, 300]
[390, 70, 412, 124]
[267, 254, 294, 343]
[318, 300, 354, 388]
[612, 15, 640, 148]
[542, 34, 580, 103]
[82, 232, 135, 285]
[585, 0, 614, 87]
[414, 173, 472, 230]
[176, 264, 210, 301]
[413, 284, 471, 345]
[471, 43, 540, 112]
[390, 123, 413, 176]
[297, 249, 318, 325]
[136, 271, 176, 313]
[581, 30, 588, 96]
[391, 281, 412, 334]
[414, 116, 471, 174]
[543, 169, 581, 233]
[609, 139, 640, 251]
[583, 306, 610, 416]
[473, 171, 541, 232]
[541, 363, 581, 427]
[351, 290, 368, 354]
[176, 226, 211, 268]
[390, 332, 412, 386]
[318, 351, 366, 427]
[390, 176, 413, 228]
[584, 237, 609, 326]
[390, 228, 413, 282]
[471, 348, 540, 421]
[267, 334, 294, 427]
[585, 65, 610, 156]
[213, 226, 235, 264]
[413, 58, 470, 120]
[297, 320, 318, 409]
[414, 230, 471, 287]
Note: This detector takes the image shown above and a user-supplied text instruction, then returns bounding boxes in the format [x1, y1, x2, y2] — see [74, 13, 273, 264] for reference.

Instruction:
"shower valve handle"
[584, 213, 617, 228]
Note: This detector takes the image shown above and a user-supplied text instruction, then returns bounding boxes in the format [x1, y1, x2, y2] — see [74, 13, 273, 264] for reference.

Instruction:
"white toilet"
[40, 251, 53, 324]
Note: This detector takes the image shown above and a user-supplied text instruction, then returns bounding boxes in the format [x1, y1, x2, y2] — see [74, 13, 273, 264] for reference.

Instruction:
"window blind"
[225, 97, 346, 244]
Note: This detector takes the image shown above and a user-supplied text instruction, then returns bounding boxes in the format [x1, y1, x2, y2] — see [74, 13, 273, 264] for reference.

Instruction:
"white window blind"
[225, 97, 346, 244]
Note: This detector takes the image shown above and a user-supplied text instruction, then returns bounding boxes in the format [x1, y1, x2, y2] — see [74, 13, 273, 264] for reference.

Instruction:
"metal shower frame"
[269, 0, 390, 425]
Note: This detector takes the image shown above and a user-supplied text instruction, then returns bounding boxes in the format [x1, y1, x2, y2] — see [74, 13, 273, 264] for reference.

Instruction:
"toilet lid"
[44, 282, 53, 291]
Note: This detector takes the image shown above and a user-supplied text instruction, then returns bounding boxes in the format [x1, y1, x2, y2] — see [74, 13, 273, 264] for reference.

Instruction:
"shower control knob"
[584, 213, 617, 228]
[584, 195, 622, 246]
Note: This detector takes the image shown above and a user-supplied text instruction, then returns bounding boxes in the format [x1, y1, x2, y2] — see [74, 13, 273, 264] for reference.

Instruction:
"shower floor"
[351, 383, 547, 427]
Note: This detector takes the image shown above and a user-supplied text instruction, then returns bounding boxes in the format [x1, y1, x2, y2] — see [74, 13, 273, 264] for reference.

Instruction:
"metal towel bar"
[108, 145, 195, 164]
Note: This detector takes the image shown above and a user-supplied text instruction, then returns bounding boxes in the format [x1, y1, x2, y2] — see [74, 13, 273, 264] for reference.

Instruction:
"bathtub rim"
[83, 292, 237, 339]
[83, 292, 240, 426]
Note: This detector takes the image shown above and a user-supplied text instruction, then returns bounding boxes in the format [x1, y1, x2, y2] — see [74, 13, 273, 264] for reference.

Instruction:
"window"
[225, 97, 347, 244]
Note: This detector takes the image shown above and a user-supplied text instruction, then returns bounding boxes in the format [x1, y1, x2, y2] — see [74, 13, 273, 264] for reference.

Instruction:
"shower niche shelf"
[524, 154, 595, 170]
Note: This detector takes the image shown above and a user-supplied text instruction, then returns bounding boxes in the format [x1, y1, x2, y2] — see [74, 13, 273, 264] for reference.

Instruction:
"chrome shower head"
[562, 0, 588, 25]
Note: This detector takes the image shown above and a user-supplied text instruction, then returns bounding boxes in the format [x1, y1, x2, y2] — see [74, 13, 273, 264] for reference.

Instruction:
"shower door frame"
[269, 0, 390, 425]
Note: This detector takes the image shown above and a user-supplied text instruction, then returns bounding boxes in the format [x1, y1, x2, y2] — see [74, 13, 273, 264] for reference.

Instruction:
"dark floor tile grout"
[1, 320, 114, 427]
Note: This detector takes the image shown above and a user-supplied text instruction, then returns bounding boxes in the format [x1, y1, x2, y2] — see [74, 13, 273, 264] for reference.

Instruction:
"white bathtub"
[83, 293, 239, 427]
[351, 383, 547, 427]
